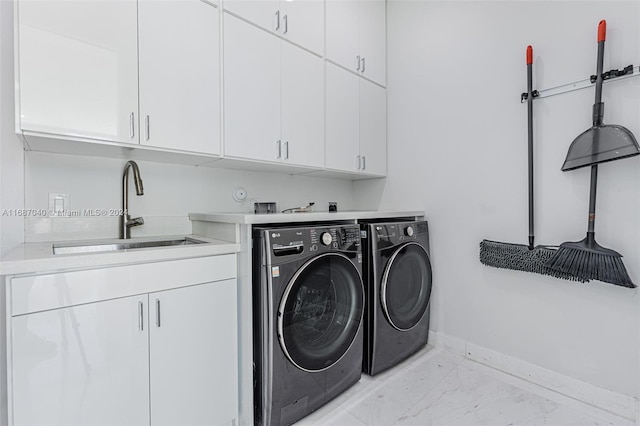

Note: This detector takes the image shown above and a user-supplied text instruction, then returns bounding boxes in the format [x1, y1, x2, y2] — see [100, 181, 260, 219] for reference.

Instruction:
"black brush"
[480, 46, 578, 282]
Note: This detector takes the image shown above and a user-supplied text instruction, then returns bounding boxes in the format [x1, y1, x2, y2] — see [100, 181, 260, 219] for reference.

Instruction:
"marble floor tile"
[509, 404, 631, 426]
[394, 363, 561, 425]
[348, 350, 463, 426]
[295, 347, 632, 426]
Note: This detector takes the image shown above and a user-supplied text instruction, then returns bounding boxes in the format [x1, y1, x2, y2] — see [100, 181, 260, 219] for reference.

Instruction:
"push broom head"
[479, 240, 585, 282]
[545, 233, 634, 288]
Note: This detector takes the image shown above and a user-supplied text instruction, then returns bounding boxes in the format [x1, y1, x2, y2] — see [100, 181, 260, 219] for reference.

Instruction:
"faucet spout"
[121, 160, 144, 239]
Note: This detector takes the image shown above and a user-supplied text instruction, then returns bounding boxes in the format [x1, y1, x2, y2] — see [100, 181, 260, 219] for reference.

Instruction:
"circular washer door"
[381, 242, 432, 331]
[278, 253, 364, 372]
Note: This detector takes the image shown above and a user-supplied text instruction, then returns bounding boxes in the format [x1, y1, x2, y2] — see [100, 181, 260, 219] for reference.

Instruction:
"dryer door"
[381, 242, 432, 331]
[278, 253, 364, 372]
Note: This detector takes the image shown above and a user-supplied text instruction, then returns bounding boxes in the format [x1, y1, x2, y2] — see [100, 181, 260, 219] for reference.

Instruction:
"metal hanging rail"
[521, 65, 640, 102]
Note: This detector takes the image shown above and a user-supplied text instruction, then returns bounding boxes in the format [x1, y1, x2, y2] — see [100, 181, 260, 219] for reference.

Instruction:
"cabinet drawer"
[10, 255, 237, 316]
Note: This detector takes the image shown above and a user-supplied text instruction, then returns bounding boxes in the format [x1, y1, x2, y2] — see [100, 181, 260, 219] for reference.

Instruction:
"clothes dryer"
[361, 220, 433, 376]
[253, 224, 364, 426]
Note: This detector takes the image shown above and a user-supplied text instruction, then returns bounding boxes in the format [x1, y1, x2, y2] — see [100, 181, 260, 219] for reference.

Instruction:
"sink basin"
[53, 237, 207, 255]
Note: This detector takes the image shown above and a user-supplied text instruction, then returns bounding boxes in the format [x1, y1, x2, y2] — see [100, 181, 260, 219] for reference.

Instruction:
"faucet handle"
[127, 217, 144, 227]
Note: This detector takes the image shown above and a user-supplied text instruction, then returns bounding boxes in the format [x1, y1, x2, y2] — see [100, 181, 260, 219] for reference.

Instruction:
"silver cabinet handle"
[155, 299, 161, 328]
[138, 301, 144, 331]
[275, 10, 280, 31]
[361, 155, 366, 170]
[361, 57, 366, 73]
[144, 115, 150, 141]
[129, 112, 135, 139]
[283, 14, 288, 34]
[355, 155, 361, 170]
[275, 140, 282, 159]
[356, 55, 361, 71]
[284, 141, 289, 160]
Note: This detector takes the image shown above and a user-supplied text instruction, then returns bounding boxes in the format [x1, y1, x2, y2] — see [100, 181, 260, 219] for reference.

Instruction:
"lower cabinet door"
[149, 279, 238, 425]
[11, 296, 150, 426]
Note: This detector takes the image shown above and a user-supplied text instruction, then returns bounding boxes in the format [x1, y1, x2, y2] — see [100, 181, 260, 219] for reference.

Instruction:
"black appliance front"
[252, 224, 364, 426]
[361, 220, 432, 376]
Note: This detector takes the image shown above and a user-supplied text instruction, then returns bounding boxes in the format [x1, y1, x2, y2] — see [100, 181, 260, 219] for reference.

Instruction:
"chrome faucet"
[120, 160, 144, 239]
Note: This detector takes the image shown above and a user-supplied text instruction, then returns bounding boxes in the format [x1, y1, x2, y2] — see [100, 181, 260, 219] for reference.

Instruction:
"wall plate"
[232, 187, 247, 202]
[48, 193, 69, 216]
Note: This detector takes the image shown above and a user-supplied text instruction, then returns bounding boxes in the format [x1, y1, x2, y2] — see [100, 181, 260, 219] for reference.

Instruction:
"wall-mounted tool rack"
[521, 65, 639, 102]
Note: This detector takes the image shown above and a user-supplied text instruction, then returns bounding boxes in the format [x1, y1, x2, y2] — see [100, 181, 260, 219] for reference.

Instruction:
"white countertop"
[0, 234, 240, 276]
[189, 210, 425, 225]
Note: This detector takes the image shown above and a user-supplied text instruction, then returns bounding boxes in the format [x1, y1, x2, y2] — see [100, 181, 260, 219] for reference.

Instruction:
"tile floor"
[297, 346, 632, 426]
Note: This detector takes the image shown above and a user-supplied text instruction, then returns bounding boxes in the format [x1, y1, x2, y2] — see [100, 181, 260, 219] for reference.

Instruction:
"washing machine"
[252, 223, 364, 426]
[360, 220, 433, 376]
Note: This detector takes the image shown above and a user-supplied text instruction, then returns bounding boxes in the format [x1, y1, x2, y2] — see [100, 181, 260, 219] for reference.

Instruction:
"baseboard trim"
[428, 330, 637, 421]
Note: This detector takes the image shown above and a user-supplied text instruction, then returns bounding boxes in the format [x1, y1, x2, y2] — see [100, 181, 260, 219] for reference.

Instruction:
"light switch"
[48, 193, 69, 216]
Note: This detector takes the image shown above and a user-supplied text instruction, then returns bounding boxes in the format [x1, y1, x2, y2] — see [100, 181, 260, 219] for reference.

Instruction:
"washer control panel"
[266, 224, 361, 258]
[370, 221, 428, 247]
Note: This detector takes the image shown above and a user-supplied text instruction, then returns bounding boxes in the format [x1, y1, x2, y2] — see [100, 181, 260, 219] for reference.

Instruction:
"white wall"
[355, 1, 639, 397]
[24, 151, 356, 232]
[0, 0, 24, 256]
[0, 2, 23, 423]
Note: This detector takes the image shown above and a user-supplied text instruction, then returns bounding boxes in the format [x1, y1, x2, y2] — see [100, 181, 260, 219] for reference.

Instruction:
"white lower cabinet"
[8, 256, 238, 426]
[11, 296, 151, 426]
[149, 280, 237, 426]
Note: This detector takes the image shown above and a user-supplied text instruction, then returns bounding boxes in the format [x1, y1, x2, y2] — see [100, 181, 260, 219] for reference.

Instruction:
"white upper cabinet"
[223, 0, 279, 34]
[281, 42, 324, 168]
[325, 62, 360, 172]
[359, 0, 386, 86]
[138, 0, 221, 155]
[223, 14, 281, 162]
[17, 0, 139, 143]
[326, 0, 386, 86]
[224, 0, 324, 55]
[325, 62, 386, 176]
[325, 0, 360, 74]
[279, 0, 324, 55]
[359, 77, 387, 176]
[223, 13, 324, 169]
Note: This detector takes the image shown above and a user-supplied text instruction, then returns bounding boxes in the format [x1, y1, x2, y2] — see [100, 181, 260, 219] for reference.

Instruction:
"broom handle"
[593, 20, 605, 126]
[587, 20, 606, 244]
[527, 46, 534, 249]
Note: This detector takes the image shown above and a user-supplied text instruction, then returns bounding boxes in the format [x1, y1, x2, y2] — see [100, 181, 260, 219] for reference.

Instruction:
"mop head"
[479, 240, 585, 282]
[545, 239, 635, 288]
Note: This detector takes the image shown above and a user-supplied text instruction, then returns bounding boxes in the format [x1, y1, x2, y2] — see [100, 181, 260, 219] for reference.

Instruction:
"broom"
[545, 21, 635, 288]
[480, 46, 581, 282]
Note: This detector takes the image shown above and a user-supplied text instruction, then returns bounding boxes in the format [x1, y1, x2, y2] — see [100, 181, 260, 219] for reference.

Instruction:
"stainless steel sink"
[53, 237, 207, 255]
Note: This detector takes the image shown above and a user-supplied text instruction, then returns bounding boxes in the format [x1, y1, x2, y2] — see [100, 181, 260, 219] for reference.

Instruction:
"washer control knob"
[404, 226, 414, 237]
[321, 232, 333, 246]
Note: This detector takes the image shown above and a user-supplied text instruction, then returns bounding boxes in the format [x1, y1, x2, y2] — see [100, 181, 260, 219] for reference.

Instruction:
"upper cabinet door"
[149, 280, 238, 426]
[17, 0, 138, 143]
[280, 0, 325, 55]
[359, 78, 386, 176]
[223, 0, 280, 33]
[326, 0, 360, 73]
[223, 14, 281, 162]
[325, 63, 359, 172]
[138, 0, 221, 155]
[281, 42, 324, 168]
[359, 0, 386, 86]
[11, 296, 150, 426]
